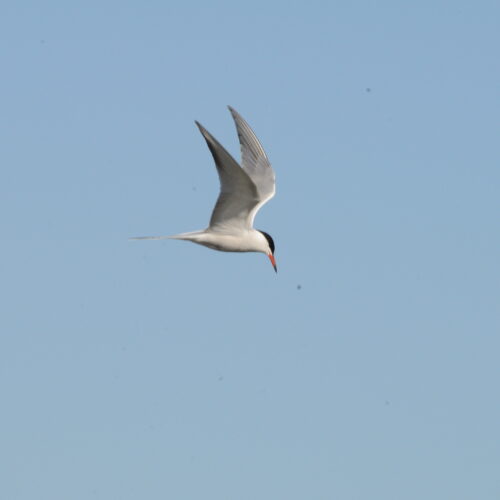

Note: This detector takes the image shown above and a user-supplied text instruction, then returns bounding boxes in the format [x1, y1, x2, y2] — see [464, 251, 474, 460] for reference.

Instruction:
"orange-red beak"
[268, 253, 277, 273]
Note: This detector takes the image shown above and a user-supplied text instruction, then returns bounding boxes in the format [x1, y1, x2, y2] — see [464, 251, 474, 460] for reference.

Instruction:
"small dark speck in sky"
[366, 87, 371, 92]
[297, 284, 302, 290]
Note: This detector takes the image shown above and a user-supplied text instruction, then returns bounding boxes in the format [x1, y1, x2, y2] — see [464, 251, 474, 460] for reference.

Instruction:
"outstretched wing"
[195, 121, 260, 232]
[228, 106, 275, 226]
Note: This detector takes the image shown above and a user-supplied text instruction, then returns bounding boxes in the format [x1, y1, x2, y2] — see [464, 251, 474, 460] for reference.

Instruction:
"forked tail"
[129, 231, 205, 242]
[128, 235, 171, 241]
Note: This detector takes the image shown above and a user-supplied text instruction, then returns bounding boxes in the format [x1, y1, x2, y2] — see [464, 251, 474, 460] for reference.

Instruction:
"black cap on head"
[258, 230, 275, 254]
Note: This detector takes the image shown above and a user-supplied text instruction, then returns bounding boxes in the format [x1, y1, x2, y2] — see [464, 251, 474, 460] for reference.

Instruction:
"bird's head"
[258, 230, 277, 273]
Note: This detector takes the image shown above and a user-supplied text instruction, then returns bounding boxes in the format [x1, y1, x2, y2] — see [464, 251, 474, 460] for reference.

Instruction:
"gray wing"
[228, 106, 275, 225]
[195, 121, 260, 232]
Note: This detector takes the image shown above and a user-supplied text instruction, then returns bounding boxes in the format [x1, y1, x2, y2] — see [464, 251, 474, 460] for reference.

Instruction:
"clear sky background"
[1, 1, 499, 499]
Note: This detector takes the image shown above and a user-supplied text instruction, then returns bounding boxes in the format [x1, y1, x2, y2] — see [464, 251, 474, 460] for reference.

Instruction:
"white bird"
[131, 106, 277, 272]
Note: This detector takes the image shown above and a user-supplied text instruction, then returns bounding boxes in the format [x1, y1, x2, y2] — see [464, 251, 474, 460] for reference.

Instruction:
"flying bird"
[131, 106, 277, 272]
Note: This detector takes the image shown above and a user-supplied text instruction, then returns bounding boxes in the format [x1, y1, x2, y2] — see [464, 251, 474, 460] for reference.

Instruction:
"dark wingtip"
[195, 120, 212, 142]
[227, 105, 239, 119]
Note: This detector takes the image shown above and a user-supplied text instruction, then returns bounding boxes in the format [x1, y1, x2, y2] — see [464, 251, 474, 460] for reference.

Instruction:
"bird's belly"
[194, 233, 255, 252]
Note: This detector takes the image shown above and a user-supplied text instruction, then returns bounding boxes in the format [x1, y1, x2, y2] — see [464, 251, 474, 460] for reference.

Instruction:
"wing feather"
[227, 106, 276, 217]
[195, 121, 259, 231]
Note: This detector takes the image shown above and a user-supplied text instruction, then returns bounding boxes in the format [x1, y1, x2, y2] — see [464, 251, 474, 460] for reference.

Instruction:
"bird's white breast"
[190, 230, 267, 253]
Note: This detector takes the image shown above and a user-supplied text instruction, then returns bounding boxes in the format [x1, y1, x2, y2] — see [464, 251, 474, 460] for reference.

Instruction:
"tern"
[131, 106, 277, 272]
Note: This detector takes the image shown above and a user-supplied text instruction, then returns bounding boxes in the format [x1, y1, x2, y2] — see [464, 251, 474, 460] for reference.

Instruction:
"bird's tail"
[128, 235, 171, 241]
[129, 231, 205, 242]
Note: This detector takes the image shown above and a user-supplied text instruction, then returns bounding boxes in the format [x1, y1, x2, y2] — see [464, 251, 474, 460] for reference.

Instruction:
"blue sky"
[1, 1, 499, 499]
